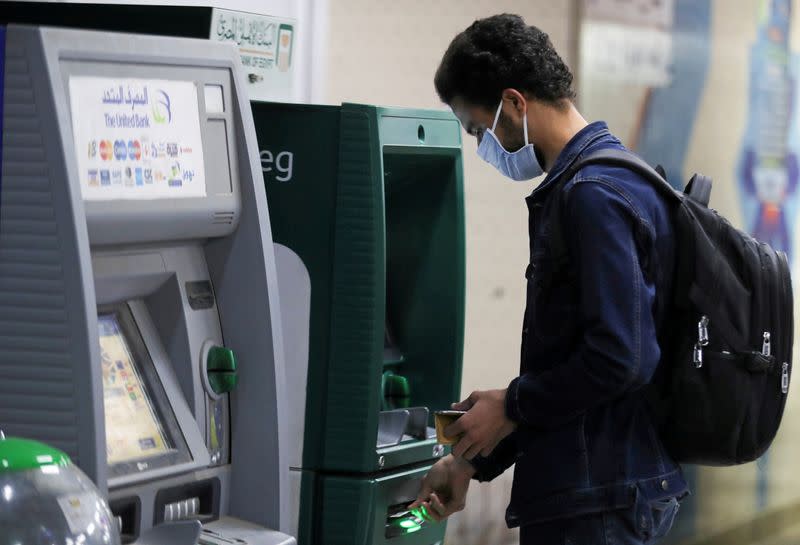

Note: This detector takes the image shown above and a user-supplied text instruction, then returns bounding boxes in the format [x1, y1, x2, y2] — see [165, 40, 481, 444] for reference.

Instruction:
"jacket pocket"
[623, 490, 680, 542]
[648, 497, 680, 540]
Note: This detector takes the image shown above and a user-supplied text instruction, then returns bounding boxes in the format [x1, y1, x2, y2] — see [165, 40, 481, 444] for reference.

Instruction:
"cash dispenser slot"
[153, 478, 221, 525]
[109, 496, 141, 544]
[385, 502, 430, 539]
[380, 323, 437, 448]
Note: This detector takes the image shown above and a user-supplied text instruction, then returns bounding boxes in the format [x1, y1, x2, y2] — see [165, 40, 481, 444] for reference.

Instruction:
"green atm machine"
[253, 103, 465, 545]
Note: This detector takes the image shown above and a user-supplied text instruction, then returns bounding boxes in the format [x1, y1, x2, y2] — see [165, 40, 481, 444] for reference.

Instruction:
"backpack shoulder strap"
[559, 148, 681, 202]
[547, 149, 680, 275]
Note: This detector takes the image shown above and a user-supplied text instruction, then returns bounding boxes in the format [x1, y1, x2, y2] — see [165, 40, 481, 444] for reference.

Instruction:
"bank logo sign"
[210, 8, 296, 102]
[152, 90, 172, 125]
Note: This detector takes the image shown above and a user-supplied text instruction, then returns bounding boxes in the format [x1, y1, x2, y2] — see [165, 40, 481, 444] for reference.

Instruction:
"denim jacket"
[470, 122, 688, 528]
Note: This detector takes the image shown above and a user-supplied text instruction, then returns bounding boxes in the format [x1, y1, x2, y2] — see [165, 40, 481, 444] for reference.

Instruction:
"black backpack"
[546, 148, 794, 466]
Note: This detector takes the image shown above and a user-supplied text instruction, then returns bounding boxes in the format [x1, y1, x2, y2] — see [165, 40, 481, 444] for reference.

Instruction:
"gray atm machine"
[0, 25, 294, 545]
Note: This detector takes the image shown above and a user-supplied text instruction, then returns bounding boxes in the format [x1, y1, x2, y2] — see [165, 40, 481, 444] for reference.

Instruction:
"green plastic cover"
[0, 436, 71, 473]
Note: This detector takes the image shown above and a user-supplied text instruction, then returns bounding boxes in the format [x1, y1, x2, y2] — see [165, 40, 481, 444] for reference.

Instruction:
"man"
[410, 14, 687, 545]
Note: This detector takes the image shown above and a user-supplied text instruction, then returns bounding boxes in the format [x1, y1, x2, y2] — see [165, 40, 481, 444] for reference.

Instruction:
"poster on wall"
[580, 0, 675, 87]
[583, 0, 674, 27]
[581, 0, 800, 539]
[735, 1, 798, 514]
[737, 0, 798, 262]
[210, 8, 296, 102]
[581, 0, 711, 187]
[69, 76, 207, 201]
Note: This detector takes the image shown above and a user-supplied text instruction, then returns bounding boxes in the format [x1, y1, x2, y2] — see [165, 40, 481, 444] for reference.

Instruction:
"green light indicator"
[398, 519, 421, 534]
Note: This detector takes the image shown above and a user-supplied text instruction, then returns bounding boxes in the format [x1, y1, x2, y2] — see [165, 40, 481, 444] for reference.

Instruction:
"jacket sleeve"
[505, 180, 660, 429]
[468, 431, 519, 482]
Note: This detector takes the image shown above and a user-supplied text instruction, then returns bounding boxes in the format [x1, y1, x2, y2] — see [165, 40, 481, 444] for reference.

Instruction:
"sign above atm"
[210, 8, 296, 102]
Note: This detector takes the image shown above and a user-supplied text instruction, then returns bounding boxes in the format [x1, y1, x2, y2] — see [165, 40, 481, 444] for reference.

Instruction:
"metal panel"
[0, 26, 104, 488]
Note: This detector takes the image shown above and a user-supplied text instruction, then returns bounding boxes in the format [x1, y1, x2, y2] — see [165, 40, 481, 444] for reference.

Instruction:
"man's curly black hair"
[435, 14, 575, 110]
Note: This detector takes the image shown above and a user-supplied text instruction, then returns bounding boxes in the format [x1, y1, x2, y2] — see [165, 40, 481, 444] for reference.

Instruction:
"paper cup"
[434, 410, 466, 445]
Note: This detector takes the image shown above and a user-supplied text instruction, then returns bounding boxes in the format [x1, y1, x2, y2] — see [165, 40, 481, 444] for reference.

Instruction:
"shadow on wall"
[446, 472, 519, 545]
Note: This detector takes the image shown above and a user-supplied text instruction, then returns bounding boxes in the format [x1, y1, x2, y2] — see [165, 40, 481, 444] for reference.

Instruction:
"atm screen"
[99, 314, 171, 464]
[98, 306, 191, 477]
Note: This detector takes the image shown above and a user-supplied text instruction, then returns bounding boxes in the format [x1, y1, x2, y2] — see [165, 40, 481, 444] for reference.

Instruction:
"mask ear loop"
[523, 106, 530, 145]
[491, 101, 503, 132]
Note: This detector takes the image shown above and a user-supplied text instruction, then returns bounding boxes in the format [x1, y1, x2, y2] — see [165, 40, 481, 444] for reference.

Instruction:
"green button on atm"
[381, 371, 410, 410]
[206, 346, 238, 395]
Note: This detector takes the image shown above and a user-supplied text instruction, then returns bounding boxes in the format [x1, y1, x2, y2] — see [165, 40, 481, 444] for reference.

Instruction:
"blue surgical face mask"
[477, 101, 544, 181]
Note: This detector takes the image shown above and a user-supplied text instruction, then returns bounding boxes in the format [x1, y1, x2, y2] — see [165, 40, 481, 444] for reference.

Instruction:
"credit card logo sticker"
[100, 170, 110, 186]
[100, 140, 112, 161]
[113, 140, 127, 160]
[128, 140, 141, 160]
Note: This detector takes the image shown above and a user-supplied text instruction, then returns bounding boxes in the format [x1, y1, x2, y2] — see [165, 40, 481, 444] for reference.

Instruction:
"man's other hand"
[408, 455, 475, 522]
[447, 389, 517, 460]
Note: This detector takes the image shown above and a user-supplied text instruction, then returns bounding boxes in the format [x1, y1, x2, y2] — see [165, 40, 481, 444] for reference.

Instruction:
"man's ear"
[500, 88, 527, 116]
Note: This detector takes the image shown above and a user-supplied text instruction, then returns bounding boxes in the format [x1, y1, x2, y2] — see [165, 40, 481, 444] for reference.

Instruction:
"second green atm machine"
[254, 103, 466, 545]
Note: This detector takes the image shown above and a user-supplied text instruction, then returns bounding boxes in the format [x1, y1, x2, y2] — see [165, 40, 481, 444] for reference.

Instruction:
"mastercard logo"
[99, 140, 113, 161]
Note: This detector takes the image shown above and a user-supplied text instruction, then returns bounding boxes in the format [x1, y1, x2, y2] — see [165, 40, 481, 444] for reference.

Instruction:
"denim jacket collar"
[528, 121, 611, 202]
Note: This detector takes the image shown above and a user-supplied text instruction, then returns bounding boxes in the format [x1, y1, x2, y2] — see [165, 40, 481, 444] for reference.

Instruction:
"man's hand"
[446, 389, 517, 460]
[408, 454, 475, 522]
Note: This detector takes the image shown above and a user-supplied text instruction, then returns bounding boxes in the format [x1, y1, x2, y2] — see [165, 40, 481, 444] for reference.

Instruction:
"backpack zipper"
[782, 362, 790, 394]
[694, 315, 710, 368]
[693, 344, 704, 368]
[698, 315, 709, 346]
[760, 244, 781, 395]
[778, 251, 792, 395]
[762, 332, 771, 357]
